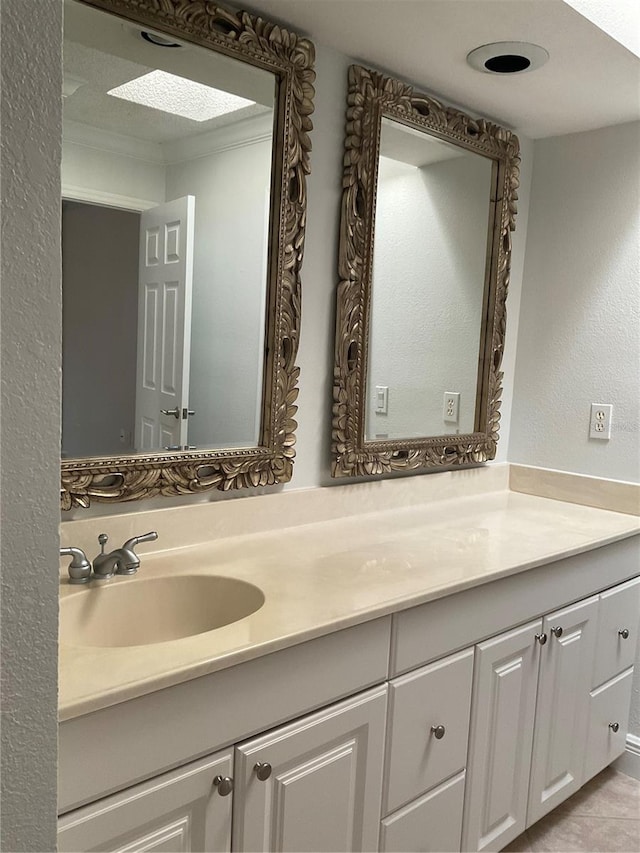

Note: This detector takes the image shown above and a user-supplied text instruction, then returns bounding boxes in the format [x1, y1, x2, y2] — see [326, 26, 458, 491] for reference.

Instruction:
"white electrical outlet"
[443, 391, 460, 424]
[589, 403, 612, 440]
[375, 385, 389, 414]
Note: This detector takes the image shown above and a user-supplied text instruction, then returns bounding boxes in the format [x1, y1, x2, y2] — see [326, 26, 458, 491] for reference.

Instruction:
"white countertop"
[59, 485, 640, 721]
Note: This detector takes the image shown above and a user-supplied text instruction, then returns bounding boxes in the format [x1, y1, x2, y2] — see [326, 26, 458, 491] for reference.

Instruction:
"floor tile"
[502, 831, 532, 851]
[527, 815, 640, 852]
[500, 769, 640, 852]
[555, 768, 640, 820]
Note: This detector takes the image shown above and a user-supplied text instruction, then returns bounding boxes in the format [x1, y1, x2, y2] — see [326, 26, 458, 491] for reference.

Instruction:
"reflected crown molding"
[64, 111, 274, 167]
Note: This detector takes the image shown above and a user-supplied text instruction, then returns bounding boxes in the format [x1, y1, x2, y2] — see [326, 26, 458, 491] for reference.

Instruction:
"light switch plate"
[375, 385, 389, 414]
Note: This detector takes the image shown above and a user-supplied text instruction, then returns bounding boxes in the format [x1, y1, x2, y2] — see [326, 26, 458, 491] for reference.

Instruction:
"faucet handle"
[60, 547, 91, 584]
[115, 531, 159, 576]
[122, 531, 158, 551]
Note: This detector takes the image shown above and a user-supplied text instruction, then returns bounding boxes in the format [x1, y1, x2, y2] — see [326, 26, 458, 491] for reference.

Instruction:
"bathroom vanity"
[57, 471, 640, 853]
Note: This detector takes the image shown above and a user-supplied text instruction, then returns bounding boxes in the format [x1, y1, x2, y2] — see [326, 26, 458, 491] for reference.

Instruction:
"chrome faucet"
[59, 547, 92, 584]
[92, 531, 159, 580]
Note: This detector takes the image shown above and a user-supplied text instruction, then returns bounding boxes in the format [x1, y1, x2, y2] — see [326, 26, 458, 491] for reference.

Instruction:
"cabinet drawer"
[58, 749, 233, 853]
[592, 577, 640, 688]
[385, 648, 474, 815]
[584, 667, 634, 783]
[380, 771, 465, 853]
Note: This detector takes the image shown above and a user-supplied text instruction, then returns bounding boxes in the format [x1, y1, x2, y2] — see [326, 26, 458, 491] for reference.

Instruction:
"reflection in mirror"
[60, 0, 315, 508]
[62, 0, 275, 457]
[366, 118, 493, 441]
[332, 65, 520, 478]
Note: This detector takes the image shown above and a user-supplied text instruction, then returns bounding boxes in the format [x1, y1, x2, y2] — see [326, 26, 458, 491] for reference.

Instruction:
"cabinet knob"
[551, 626, 563, 638]
[535, 632, 547, 645]
[430, 725, 446, 740]
[254, 761, 272, 781]
[213, 775, 233, 796]
[609, 722, 620, 733]
[618, 628, 630, 640]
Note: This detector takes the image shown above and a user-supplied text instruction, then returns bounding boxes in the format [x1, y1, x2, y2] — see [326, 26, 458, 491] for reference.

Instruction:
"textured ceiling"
[63, 0, 274, 144]
[245, 0, 640, 138]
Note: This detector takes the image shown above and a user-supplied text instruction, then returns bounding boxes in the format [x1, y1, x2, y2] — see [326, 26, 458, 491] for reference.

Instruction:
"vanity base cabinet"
[461, 620, 542, 853]
[57, 749, 233, 853]
[380, 771, 466, 853]
[527, 596, 598, 826]
[232, 685, 388, 853]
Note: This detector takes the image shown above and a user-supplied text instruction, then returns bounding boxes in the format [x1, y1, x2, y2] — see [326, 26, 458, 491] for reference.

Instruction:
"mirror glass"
[332, 65, 520, 479]
[62, 0, 276, 457]
[365, 117, 493, 441]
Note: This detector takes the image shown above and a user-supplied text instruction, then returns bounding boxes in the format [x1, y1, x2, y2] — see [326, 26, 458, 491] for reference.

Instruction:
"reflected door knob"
[213, 775, 233, 796]
[619, 628, 630, 639]
[431, 725, 446, 740]
[254, 762, 272, 781]
[161, 407, 180, 419]
[609, 722, 620, 733]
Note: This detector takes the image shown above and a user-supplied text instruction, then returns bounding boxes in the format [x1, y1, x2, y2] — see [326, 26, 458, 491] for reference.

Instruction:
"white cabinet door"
[527, 595, 598, 826]
[58, 750, 233, 853]
[462, 619, 542, 853]
[232, 685, 388, 853]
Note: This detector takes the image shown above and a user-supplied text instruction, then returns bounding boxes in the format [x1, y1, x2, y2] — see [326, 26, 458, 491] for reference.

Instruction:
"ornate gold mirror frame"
[61, 0, 315, 509]
[332, 65, 520, 478]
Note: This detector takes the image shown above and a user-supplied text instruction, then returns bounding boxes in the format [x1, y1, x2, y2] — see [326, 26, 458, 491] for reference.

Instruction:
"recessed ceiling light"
[107, 70, 255, 122]
[467, 42, 549, 74]
[140, 31, 182, 48]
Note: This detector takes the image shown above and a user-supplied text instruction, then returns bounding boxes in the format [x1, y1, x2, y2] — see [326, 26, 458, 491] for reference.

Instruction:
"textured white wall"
[0, 0, 62, 849]
[165, 140, 271, 449]
[62, 138, 166, 207]
[367, 154, 492, 439]
[510, 123, 640, 480]
[509, 121, 640, 736]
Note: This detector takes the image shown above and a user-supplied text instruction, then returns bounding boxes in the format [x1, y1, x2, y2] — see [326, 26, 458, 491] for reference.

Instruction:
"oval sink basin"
[60, 575, 264, 647]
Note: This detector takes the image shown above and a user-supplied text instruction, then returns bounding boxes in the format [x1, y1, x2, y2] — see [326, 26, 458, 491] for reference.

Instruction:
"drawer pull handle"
[213, 775, 233, 796]
[254, 762, 272, 781]
[431, 725, 446, 740]
[551, 626, 563, 638]
[618, 628, 630, 640]
[535, 632, 547, 645]
[609, 722, 620, 733]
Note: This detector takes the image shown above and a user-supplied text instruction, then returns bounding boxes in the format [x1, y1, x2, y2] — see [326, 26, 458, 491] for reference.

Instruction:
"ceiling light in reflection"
[108, 70, 254, 121]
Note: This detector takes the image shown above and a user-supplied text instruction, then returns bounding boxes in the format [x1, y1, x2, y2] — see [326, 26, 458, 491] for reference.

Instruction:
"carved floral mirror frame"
[332, 65, 520, 478]
[61, 0, 315, 509]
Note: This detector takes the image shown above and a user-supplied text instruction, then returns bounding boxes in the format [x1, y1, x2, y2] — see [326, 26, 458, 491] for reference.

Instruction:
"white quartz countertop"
[59, 488, 640, 721]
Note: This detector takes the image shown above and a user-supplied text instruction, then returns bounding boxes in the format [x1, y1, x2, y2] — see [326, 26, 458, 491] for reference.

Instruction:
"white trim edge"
[613, 733, 640, 780]
[62, 185, 158, 212]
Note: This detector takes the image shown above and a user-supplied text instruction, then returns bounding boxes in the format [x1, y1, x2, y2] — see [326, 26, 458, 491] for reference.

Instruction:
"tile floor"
[504, 767, 640, 852]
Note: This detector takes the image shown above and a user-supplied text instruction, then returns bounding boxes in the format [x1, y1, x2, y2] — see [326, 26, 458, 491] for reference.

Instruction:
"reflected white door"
[135, 196, 195, 451]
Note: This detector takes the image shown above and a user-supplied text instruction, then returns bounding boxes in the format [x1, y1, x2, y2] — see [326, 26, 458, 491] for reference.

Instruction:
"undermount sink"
[60, 575, 265, 648]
